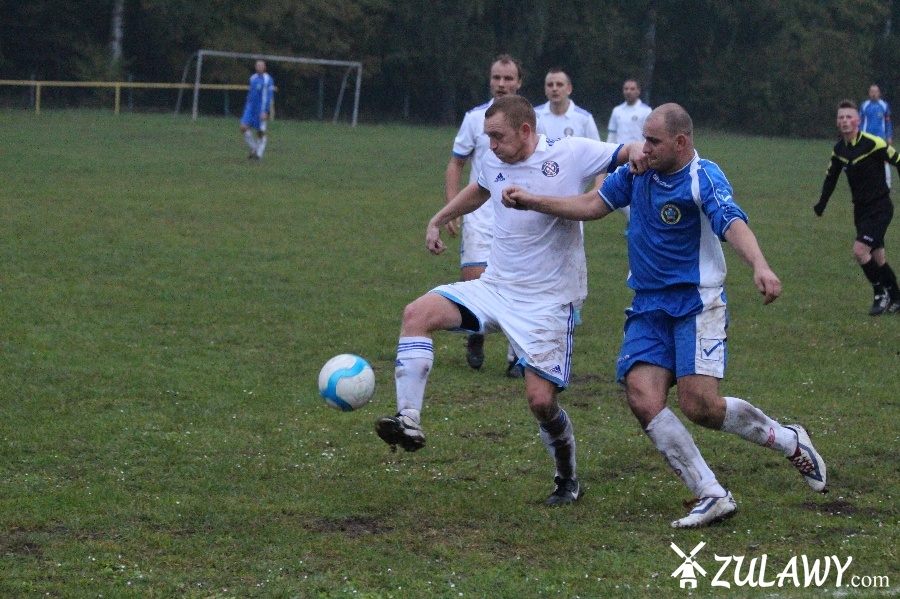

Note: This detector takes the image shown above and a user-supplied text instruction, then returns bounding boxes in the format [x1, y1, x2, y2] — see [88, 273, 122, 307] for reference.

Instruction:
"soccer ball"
[318, 354, 375, 411]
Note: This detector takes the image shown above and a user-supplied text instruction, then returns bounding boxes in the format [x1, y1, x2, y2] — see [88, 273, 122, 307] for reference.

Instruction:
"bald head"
[642, 103, 695, 174]
[649, 103, 693, 139]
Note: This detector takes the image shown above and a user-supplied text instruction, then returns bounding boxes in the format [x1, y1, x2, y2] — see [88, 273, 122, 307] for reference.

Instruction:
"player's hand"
[626, 142, 649, 174]
[813, 203, 825, 217]
[260, 112, 268, 121]
[502, 185, 532, 210]
[754, 267, 782, 305]
[426, 222, 445, 255]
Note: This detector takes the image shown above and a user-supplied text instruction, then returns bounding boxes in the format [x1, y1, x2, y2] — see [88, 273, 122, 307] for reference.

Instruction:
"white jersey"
[476, 135, 622, 304]
[452, 99, 494, 234]
[607, 100, 652, 144]
[535, 100, 601, 141]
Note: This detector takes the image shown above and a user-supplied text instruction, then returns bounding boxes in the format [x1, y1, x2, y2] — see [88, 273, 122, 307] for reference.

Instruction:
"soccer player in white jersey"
[607, 79, 652, 225]
[535, 69, 602, 142]
[376, 95, 645, 506]
[240, 60, 274, 160]
[535, 67, 603, 326]
[503, 103, 827, 527]
[445, 55, 524, 377]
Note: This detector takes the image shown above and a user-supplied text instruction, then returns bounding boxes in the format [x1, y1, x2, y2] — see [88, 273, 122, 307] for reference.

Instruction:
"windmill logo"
[670, 542, 707, 589]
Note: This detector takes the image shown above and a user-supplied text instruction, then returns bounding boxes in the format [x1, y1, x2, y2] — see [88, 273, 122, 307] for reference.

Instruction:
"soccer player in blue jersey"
[240, 60, 274, 160]
[445, 55, 523, 376]
[816, 99, 900, 315]
[860, 84, 893, 187]
[503, 103, 827, 528]
[376, 95, 647, 507]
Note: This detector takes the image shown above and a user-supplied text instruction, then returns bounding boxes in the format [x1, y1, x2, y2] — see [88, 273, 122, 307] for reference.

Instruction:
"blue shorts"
[616, 286, 728, 383]
[241, 105, 267, 131]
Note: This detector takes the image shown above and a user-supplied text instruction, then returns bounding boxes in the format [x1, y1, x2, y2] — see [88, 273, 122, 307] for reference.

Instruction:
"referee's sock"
[860, 259, 884, 295]
[878, 262, 900, 301]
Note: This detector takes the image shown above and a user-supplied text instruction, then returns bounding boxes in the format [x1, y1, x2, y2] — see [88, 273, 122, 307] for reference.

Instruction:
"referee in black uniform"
[816, 99, 900, 315]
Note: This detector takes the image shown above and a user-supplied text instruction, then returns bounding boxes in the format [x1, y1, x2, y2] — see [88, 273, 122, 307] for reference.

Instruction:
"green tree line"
[2, 0, 898, 136]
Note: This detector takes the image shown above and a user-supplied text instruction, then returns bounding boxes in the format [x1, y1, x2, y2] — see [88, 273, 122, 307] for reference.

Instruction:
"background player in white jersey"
[240, 60, 274, 160]
[535, 68, 602, 143]
[607, 79, 652, 226]
[535, 67, 603, 326]
[503, 103, 827, 528]
[445, 55, 523, 377]
[376, 95, 645, 506]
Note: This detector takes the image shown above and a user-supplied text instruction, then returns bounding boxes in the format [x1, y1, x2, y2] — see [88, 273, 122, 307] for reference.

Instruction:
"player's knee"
[852, 243, 872, 263]
[527, 393, 557, 421]
[678, 393, 723, 428]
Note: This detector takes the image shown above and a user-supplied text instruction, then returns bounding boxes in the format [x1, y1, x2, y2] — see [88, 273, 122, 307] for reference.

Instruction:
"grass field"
[0, 110, 897, 598]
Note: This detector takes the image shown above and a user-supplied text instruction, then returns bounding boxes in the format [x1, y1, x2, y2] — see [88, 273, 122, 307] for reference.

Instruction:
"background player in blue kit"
[860, 84, 893, 187]
[503, 103, 827, 528]
[240, 60, 275, 160]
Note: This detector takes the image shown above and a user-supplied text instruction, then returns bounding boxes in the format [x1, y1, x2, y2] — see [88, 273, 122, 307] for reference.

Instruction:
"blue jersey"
[860, 98, 892, 141]
[241, 72, 274, 129]
[600, 151, 748, 304]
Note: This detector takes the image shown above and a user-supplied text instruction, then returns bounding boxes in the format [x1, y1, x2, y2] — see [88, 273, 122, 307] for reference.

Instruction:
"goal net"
[177, 50, 362, 126]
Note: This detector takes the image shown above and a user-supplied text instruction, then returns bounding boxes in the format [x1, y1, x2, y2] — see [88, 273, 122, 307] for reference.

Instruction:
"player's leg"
[855, 240, 889, 314]
[460, 264, 487, 370]
[619, 306, 733, 527]
[525, 373, 583, 506]
[500, 299, 580, 504]
[240, 108, 259, 158]
[625, 363, 735, 528]
[375, 291, 465, 452]
[854, 206, 897, 313]
[255, 121, 268, 158]
[674, 293, 827, 493]
[860, 202, 900, 314]
[874, 251, 900, 313]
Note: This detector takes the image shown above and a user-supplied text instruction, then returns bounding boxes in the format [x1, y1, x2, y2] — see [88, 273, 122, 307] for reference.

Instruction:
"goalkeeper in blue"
[240, 60, 274, 160]
[503, 103, 827, 529]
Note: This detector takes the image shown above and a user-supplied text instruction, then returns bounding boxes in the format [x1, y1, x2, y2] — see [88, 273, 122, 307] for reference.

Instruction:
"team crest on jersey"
[660, 203, 682, 224]
[542, 161, 560, 177]
[564, 127, 574, 137]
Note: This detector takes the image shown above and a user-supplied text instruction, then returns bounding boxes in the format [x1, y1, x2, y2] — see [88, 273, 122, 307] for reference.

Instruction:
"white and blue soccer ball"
[318, 354, 375, 411]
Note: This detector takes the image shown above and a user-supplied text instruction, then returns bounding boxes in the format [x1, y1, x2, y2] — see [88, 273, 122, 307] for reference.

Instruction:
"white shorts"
[431, 279, 576, 387]
[460, 222, 492, 268]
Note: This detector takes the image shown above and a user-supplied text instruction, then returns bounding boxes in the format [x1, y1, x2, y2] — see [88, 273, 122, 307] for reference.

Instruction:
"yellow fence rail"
[0, 80, 251, 115]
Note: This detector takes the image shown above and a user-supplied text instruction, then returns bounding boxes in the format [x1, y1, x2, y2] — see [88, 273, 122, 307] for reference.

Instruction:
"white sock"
[256, 135, 267, 158]
[721, 396, 797, 457]
[244, 130, 258, 152]
[646, 408, 726, 498]
[538, 409, 576, 480]
[395, 337, 433, 423]
[507, 342, 517, 363]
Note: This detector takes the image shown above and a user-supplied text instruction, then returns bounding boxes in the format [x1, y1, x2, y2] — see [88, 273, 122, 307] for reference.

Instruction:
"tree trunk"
[110, 0, 125, 73]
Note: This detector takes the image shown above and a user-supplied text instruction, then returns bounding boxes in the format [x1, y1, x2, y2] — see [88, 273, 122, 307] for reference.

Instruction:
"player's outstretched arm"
[427, 183, 490, 255]
[443, 156, 469, 237]
[723, 219, 781, 304]
[501, 186, 612, 221]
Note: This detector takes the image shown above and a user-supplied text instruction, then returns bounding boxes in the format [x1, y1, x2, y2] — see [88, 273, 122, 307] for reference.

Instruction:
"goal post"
[177, 49, 362, 126]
